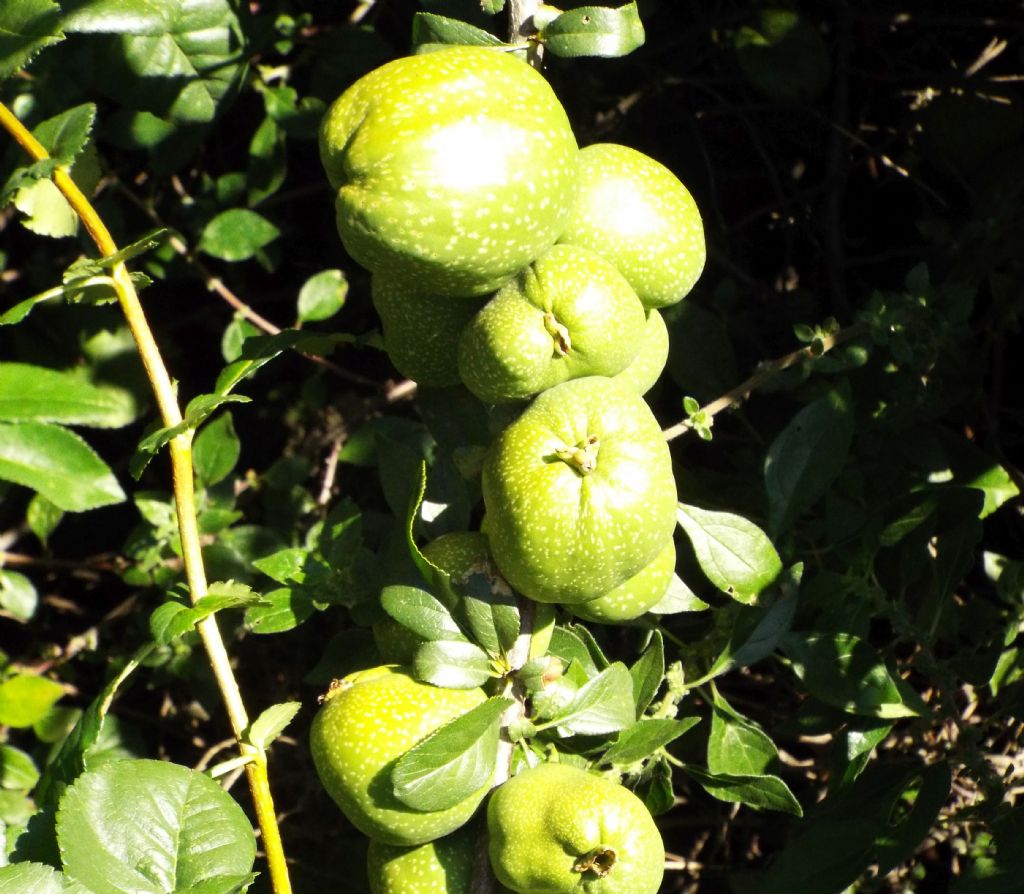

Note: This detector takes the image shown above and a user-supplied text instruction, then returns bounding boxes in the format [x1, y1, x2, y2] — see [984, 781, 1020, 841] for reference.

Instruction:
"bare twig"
[662, 323, 868, 441]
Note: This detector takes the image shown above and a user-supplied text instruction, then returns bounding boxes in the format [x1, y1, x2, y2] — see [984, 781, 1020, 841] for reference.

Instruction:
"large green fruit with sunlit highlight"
[558, 143, 705, 309]
[310, 666, 490, 846]
[487, 762, 665, 894]
[481, 376, 677, 604]
[320, 46, 579, 297]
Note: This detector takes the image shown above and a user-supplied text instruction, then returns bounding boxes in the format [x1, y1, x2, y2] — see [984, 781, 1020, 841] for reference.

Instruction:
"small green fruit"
[487, 762, 665, 894]
[458, 244, 647, 404]
[570, 537, 675, 624]
[310, 666, 490, 846]
[612, 309, 669, 396]
[559, 143, 705, 309]
[482, 376, 677, 604]
[320, 47, 579, 296]
[372, 274, 487, 386]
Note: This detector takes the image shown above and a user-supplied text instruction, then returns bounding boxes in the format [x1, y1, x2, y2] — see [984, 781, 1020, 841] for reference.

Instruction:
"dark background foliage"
[1, 1, 1022, 892]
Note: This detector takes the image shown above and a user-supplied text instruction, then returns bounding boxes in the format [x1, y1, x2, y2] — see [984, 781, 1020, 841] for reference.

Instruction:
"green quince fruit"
[458, 244, 647, 404]
[570, 537, 675, 624]
[372, 273, 487, 386]
[558, 143, 705, 309]
[481, 376, 677, 604]
[320, 46, 579, 296]
[487, 762, 665, 894]
[612, 308, 669, 396]
[310, 665, 490, 846]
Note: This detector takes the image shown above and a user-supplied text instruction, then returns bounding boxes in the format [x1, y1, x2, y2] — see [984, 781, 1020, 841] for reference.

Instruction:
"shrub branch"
[0, 101, 293, 894]
[662, 322, 867, 441]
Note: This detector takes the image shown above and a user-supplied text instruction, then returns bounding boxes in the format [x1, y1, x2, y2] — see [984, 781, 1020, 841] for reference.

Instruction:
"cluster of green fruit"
[312, 44, 705, 893]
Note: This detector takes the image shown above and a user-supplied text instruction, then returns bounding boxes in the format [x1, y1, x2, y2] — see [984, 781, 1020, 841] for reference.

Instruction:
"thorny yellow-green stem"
[0, 101, 293, 894]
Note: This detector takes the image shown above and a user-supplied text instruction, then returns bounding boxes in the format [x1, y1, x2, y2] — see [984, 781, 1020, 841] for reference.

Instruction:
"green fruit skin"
[421, 531, 493, 578]
[458, 245, 647, 404]
[570, 537, 675, 624]
[373, 274, 488, 386]
[310, 666, 490, 846]
[366, 825, 473, 894]
[368, 825, 513, 894]
[558, 143, 705, 309]
[481, 376, 677, 604]
[612, 309, 669, 396]
[320, 47, 579, 297]
[487, 762, 665, 894]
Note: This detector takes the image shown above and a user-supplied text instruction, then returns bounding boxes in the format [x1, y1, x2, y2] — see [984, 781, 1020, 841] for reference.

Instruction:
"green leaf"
[541, 3, 645, 58]
[88, 0, 246, 125]
[683, 764, 803, 815]
[764, 386, 854, 535]
[245, 587, 315, 634]
[834, 719, 893, 788]
[60, 0, 174, 34]
[245, 701, 301, 753]
[56, 759, 256, 894]
[193, 411, 240, 487]
[150, 582, 262, 645]
[382, 585, 468, 643]
[782, 631, 920, 719]
[552, 663, 636, 736]
[548, 626, 600, 677]
[13, 178, 78, 238]
[94, 228, 170, 268]
[601, 717, 700, 766]
[630, 631, 664, 715]
[0, 745, 40, 789]
[0, 363, 137, 428]
[873, 762, 951, 875]
[729, 582, 800, 670]
[0, 863, 87, 894]
[35, 644, 152, 809]
[648, 573, 708, 614]
[456, 571, 520, 657]
[247, 115, 286, 206]
[0, 0, 63, 81]
[0, 568, 39, 621]
[707, 689, 778, 777]
[214, 330, 354, 395]
[481, 0, 505, 12]
[0, 421, 125, 511]
[414, 640, 494, 689]
[735, 9, 831, 105]
[199, 208, 280, 262]
[30, 104, 96, 167]
[0, 674, 63, 727]
[411, 13, 505, 50]
[676, 503, 782, 604]
[297, 269, 348, 323]
[27, 493, 64, 545]
[392, 696, 510, 811]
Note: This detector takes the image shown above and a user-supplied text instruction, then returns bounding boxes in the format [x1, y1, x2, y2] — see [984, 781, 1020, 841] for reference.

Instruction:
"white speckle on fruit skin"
[558, 143, 706, 310]
[481, 376, 677, 604]
[458, 245, 647, 405]
[310, 666, 489, 847]
[320, 46, 580, 297]
[487, 762, 665, 894]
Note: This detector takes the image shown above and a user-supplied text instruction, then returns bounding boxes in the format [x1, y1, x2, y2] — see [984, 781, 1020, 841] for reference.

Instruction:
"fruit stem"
[0, 101, 293, 894]
[543, 311, 572, 356]
[555, 434, 600, 475]
[509, 0, 545, 67]
[661, 322, 869, 440]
